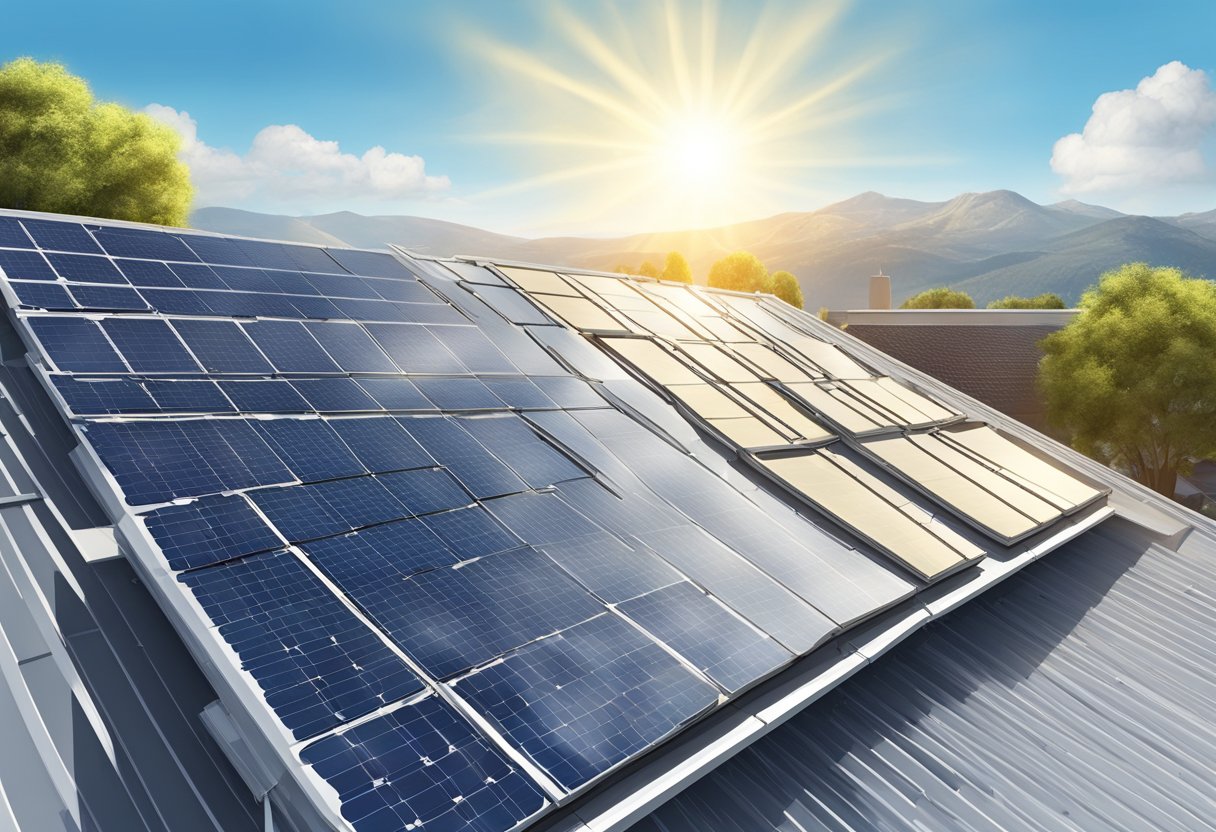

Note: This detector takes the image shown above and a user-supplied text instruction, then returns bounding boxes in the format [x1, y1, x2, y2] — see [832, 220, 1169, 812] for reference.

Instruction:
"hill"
[190, 190, 1216, 308]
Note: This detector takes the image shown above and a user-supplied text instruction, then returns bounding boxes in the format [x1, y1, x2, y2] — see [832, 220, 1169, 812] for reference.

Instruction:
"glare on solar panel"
[530, 294, 627, 332]
[600, 337, 703, 385]
[497, 266, 578, 295]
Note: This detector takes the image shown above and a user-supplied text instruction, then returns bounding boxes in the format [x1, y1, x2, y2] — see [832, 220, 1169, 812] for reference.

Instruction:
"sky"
[4, 0, 1215, 236]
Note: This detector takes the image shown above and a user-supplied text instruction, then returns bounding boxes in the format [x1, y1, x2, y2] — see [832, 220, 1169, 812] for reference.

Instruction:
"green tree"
[637, 260, 660, 278]
[613, 264, 636, 275]
[770, 270, 803, 308]
[708, 250, 770, 293]
[899, 287, 975, 309]
[1039, 263, 1216, 495]
[988, 292, 1066, 309]
[661, 251, 692, 284]
[0, 58, 191, 225]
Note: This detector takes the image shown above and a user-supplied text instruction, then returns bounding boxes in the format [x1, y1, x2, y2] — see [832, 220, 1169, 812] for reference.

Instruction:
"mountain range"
[191, 191, 1216, 308]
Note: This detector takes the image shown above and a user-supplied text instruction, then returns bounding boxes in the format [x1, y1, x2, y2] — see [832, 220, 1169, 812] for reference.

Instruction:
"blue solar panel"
[27, 316, 128, 373]
[534, 377, 605, 409]
[481, 378, 557, 410]
[365, 324, 466, 374]
[430, 327, 517, 374]
[0, 217, 35, 248]
[301, 515, 459, 589]
[306, 272, 381, 300]
[115, 259, 185, 287]
[191, 290, 260, 317]
[0, 249, 57, 280]
[51, 376, 156, 415]
[485, 491, 602, 546]
[335, 546, 602, 679]
[67, 284, 149, 311]
[327, 417, 433, 473]
[399, 417, 527, 499]
[250, 419, 366, 482]
[169, 262, 227, 290]
[249, 477, 409, 542]
[180, 550, 423, 740]
[143, 494, 282, 571]
[421, 505, 521, 560]
[89, 226, 199, 261]
[139, 288, 213, 315]
[377, 468, 472, 516]
[303, 323, 398, 373]
[325, 248, 416, 279]
[8, 281, 75, 310]
[171, 319, 273, 374]
[211, 266, 281, 294]
[539, 530, 683, 603]
[365, 278, 436, 304]
[219, 380, 311, 413]
[414, 378, 504, 411]
[20, 219, 102, 253]
[100, 318, 201, 373]
[46, 253, 127, 284]
[299, 694, 546, 832]
[335, 298, 408, 322]
[176, 234, 256, 266]
[470, 286, 552, 325]
[87, 419, 292, 504]
[143, 380, 236, 414]
[288, 295, 347, 320]
[392, 303, 467, 326]
[242, 320, 342, 374]
[455, 613, 718, 790]
[619, 582, 792, 694]
[355, 378, 435, 411]
[291, 378, 382, 412]
[461, 416, 586, 488]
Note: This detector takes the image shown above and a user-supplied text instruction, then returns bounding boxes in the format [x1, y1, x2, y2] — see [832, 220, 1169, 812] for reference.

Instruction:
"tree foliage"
[770, 270, 803, 308]
[988, 292, 1066, 309]
[637, 260, 660, 278]
[0, 58, 192, 225]
[1039, 263, 1216, 495]
[708, 250, 771, 294]
[661, 251, 692, 283]
[899, 287, 975, 309]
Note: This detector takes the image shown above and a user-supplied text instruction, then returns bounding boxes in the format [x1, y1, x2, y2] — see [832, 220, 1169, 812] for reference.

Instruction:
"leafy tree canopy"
[661, 251, 692, 284]
[708, 250, 771, 294]
[1039, 263, 1216, 495]
[637, 260, 660, 278]
[988, 292, 1066, 309]
[0, 58, 192, 226]
[770, 270, 803, 308]
[899, 287, 975, 309]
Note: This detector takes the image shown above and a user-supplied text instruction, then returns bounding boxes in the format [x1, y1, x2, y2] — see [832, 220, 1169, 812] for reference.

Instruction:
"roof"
[0, 208, 1204, 832]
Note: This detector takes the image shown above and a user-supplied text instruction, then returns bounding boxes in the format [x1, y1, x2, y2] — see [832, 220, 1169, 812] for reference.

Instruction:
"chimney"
[869, 269, 892, 309]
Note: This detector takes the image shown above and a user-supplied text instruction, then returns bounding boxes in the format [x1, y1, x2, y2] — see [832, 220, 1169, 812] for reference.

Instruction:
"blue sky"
[5, 0, 1215, 235]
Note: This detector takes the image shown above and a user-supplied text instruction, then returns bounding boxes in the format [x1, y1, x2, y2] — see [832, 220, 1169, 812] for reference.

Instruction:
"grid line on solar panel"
[19, 218, 103, 253]
[250, 419, 367, 483]
[248, 476, 412, 543]
[0, 249, 57, 280]
[99, 318, 201, 373]
[299, 693, 547, 832]
[143, 493, 283, 571]
[452, 612, 718, 792]
[398, 416, 529, 499]
[179, 549, 424, 740]
[144, 379, 236, 414]
[45, 253, 128, 284]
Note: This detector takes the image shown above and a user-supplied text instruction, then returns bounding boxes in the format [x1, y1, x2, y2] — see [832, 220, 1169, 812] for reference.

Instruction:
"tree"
[770, 270, 803, 308]
[637, 260, 660, 278]
[613, 264, 636, 275]
[988, 292, 1066, 309]
[708, 250, 770, 293]
[0, 58, 191, 226]
[1039, 263, 1216, 495]
[661, 251, 692, 284]
[899, 287, 975, 309]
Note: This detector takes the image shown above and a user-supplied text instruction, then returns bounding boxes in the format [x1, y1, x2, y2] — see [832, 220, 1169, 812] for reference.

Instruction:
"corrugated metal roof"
[631, 516, 1216, 832]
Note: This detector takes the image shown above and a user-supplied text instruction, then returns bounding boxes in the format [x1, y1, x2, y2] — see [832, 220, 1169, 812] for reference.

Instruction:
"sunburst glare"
[460, 0, 901, 233]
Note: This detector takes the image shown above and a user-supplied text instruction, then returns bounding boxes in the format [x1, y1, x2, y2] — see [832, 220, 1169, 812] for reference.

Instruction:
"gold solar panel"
[729, 382, 833, 442]
[707, 416, 791, 448]
[678, 342, 762, 383]
[843, 378, 947, 426]
[787, 336, 873, 379]
[665, 383, 753, 419]
[529, 294, 627, 332]
[782, 381, 892, 433]
[497, 266, 579, 296]
[601, 337, 703, 385]
[729, 342, 819, 382]
[620, 308, 699, 339]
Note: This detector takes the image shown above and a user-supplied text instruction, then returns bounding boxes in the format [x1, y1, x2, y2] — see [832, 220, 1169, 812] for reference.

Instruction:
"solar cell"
[0, 249, 57, 280]
[250, 418, 367, 482]
[67, 284, 149, 311]
[354, 378, 435, 411]
[430, 326, 518, 373]
[414, 377, 505, 411]
[301, 515, 459, 589]
[168, 262, 228, 290]
[180, 549, 423, 740]
[325, 248, 417, 279]
[242, 320, 342, 374]
[100, 318, 201, 373]
[454, 613, 718, 791]
[143, 494, 282, 571]
[27, 316, 129, 373]
[114, 258, 185, 287]
[364, 324, 467, 374]
[481, 377, 557, 410]
[377, 468, 473, 516]
[299, 694, 547, 832]
[0, 217, 35, 248]
[619, 582, 792, 694]
[171, 319, 273, 374]
[460, 416, 586, 488]
[355, 546, 603, 678]
[19, 219, 102, 253]
[89, 226, 199, 261]
[304, 322, 399, 373]
[46, 253, 127, 284]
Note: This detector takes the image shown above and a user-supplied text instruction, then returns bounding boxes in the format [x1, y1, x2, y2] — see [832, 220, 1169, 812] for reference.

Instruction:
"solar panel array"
[0, 214, 1106, 832]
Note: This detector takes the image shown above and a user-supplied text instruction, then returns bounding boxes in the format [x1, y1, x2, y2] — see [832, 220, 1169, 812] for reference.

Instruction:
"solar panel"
[401, 417, 529, 499]
[242, 320, 342, 373]
[539, 530, 683, 603]
[115, 258, 185, 287]
[300, 514, 459, 588]
[0, 216, 35, 248]
[20, 218, 103, 253]
[460, 416, 586, 488]
[305, 322, 399, 373]
[414, 377, 504, 411]
[142, 494, 282, 571]
[51, 375, 155, 415]
[291, 379, 382, 412]
[9, 281, 75, 310]
[365, 323, 466, 374]
[453, 613, 718, 791]
[0, 249, 57, 280]
[99, 318, 201, 373]
[171, 319, 273, 374]
[180, 549, 424, 740]
[68, 284, 149, 311]
[249, 477, 410, 542]
[327, 417, 433, 473]
[250, 419, 366, 482]
[219, 380, 311, 413]
[377, 467, 472, 516]
[144, 379, 235, 414]
[27, 316, 129, 373]
[45, 253, 128, 284]
[354, 378, 435, 411]
[90, 225, 199, 261]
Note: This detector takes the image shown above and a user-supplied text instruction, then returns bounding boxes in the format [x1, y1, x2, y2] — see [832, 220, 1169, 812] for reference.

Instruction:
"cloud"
[1051, 61, 1216, 194]
[144, 104, 451, 210]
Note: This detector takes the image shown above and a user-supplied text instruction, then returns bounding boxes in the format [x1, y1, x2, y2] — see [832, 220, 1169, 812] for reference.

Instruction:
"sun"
[462, 0, 890, 232]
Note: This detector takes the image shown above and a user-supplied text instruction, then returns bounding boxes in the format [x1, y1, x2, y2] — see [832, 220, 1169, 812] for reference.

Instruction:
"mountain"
[190, 190, 1216, 308]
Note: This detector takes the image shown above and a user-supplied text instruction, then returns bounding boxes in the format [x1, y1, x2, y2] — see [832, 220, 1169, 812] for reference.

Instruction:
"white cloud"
[1051, 61, 1216, 194]
[144, 104, 451, 210]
